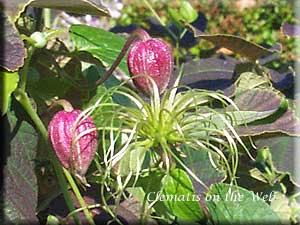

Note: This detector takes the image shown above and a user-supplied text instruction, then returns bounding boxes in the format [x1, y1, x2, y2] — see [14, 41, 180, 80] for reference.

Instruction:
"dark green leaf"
[69, 25, 129, 74]
[186, 23, 279, 61]
[162, 168, 205, 222]
[134, 171, 175, 222]
[86, 84, 112, 127]
[2, 103, 38, 224]
[28, 75, 69, 102]
[206, 183, 282, 225]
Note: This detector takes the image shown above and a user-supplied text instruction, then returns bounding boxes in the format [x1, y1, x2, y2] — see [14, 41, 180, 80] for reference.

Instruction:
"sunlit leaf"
[186, 23, 279, 61]
[270, 192, 292, 224]
[0, 71, 19, 115]
[206, 183, 282, 225]
[70, 25, 128, 74]
[117, 144, 147, 176]
[162, 168, 205, 222]
[2, 0, 109, 22]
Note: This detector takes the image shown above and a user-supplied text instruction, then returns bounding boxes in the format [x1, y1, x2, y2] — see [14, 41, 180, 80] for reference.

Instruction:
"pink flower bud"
[48, 110, 98, 178]
[127, 31, 173, 95]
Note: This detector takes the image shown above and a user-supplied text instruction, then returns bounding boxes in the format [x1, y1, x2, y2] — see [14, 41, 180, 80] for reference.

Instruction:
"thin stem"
[13, 89, 82, 225]
[142, 0, 178, 42]
[19, 46, 35, 91]
[95, 28, 151, 87]
[44, 8, 51, 28]
[175, 41, 180, 67]
[66, 204, 102, 219]
[49, 99, 74, 112]
[63, 168, 96, 225]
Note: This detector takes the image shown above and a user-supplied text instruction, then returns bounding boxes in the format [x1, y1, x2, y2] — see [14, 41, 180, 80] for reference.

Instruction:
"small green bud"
[30, 32, 47, 48]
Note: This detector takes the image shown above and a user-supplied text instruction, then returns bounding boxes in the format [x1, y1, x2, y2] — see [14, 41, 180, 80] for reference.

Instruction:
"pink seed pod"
[127, 30, 173, 95]
[48, 109, 98, 180]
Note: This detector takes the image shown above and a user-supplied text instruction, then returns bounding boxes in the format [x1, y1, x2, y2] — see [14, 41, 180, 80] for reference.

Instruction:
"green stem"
[63, 168, 96, 225]
[44, 8, 51, 28]
[175, 41, 180, 67]
[19, 46, 35, 91]
[49, 99, 74, 112]
[14, 89, 82, 225]
[143, 0, 178, 43]
[95, 28, 152, 87]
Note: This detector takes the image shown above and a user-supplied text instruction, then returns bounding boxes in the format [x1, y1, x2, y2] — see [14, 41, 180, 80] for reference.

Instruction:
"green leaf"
[206, 183, 282, 225]
[83, 64, 131, 106]
[180, 1, 198, 23]
[2, 102, 38, 224]
[186, 23, 279, 61]
[46, 215, 60, 225]
[134, 171, 175, 222]
[117, 143, 147, 176]
[270, 192, 292, 224]
[255, 136, 299, 186]
[235, 72, 270, 93]
[182, 145, 226, 194]
[0, 71, 19, 115]
[161, 168, 205, 222]
[0, 13, 26, 71]
[87, 84, 112, 127]
[168, 1, 197, 29]
[1, 0, 109, 70]
[69, 25, 129, 74]
[28, 75, 69, 102]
